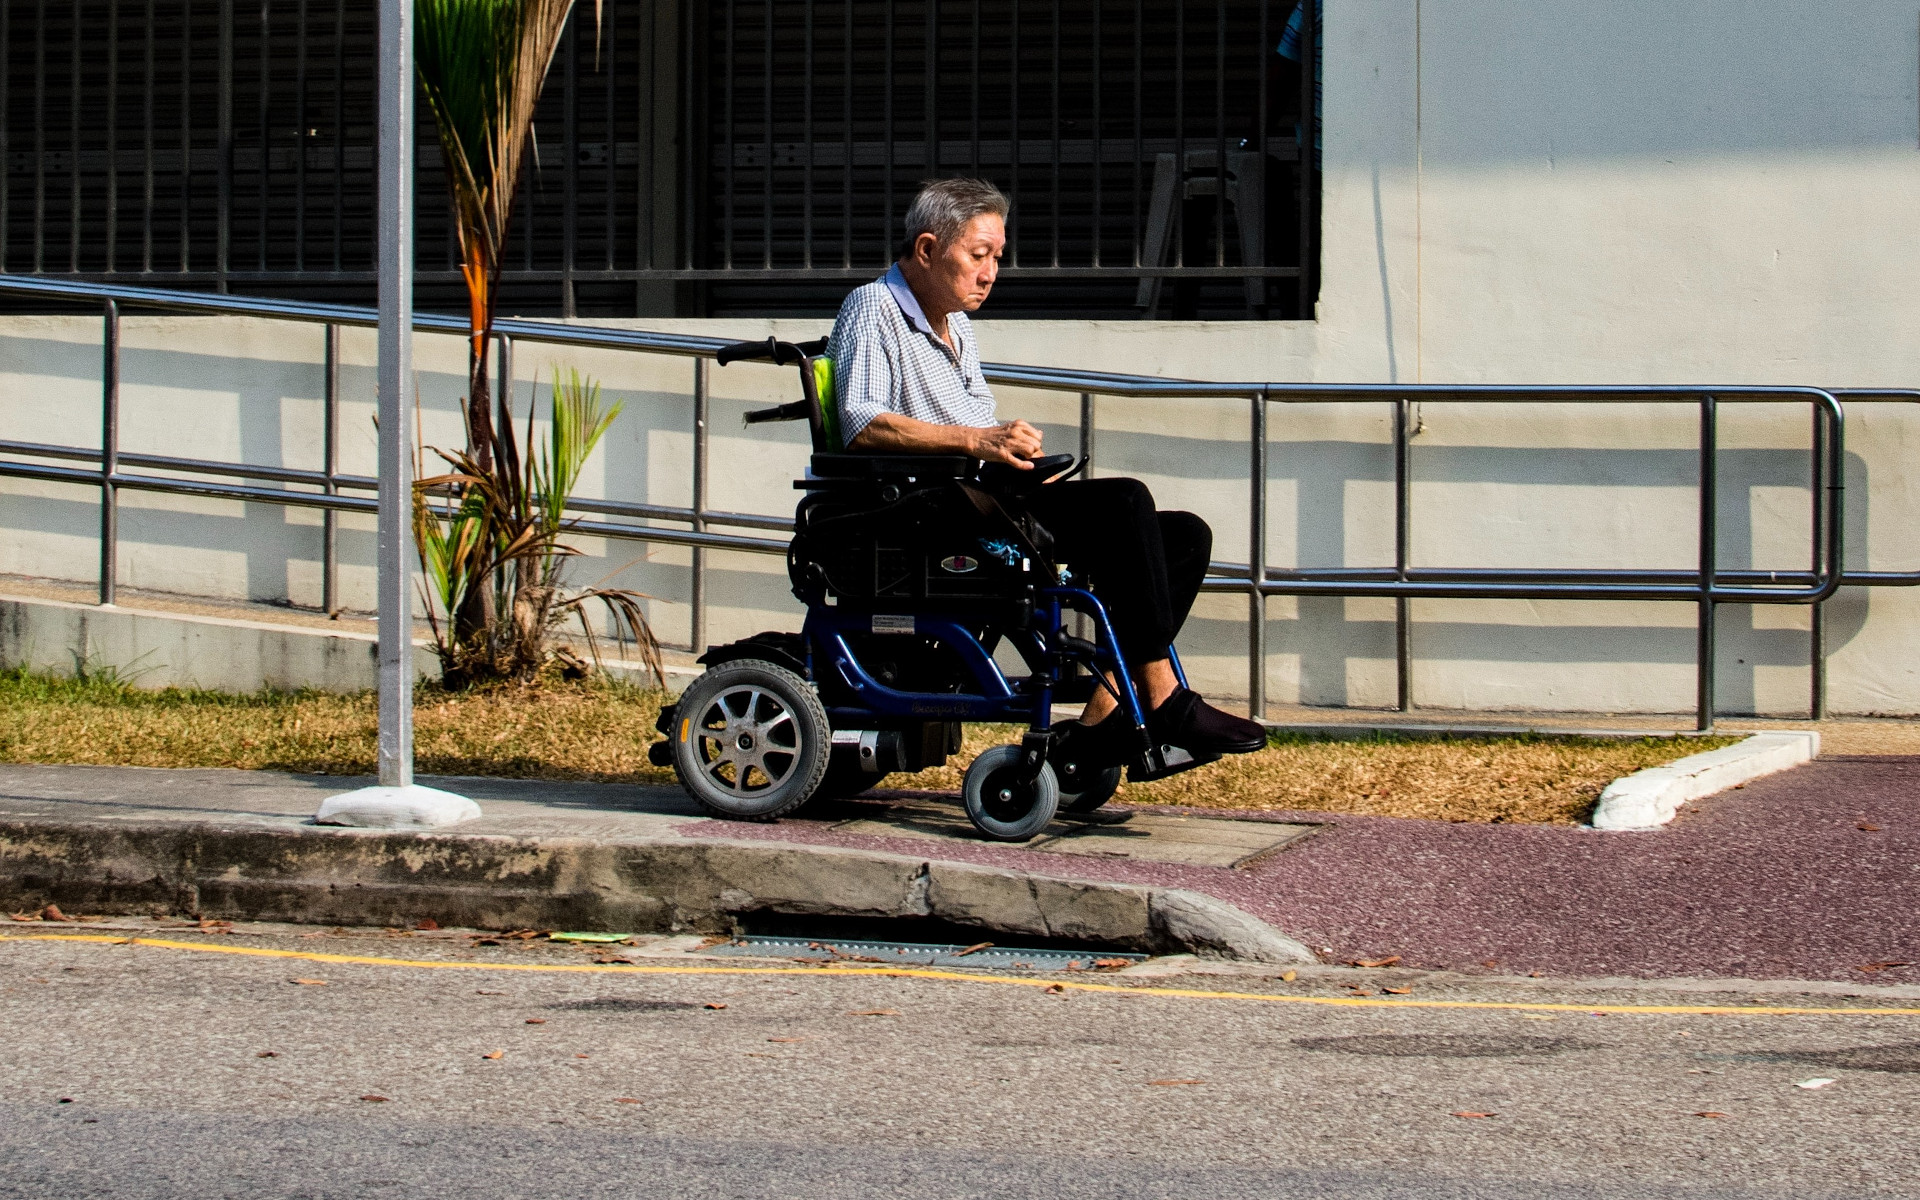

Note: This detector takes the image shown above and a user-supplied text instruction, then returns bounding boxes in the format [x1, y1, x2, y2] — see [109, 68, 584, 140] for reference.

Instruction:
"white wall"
[3, 0, 1917, 714]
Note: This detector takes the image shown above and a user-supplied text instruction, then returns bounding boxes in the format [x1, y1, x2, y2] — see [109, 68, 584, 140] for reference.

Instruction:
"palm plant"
[415, 368, 661, 686]
[414, 0, 595, 474]
[411, 0, 654, 688]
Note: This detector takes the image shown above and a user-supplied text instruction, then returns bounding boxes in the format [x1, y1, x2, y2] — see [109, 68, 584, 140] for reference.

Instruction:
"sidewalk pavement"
[1, 755, 1914, 984]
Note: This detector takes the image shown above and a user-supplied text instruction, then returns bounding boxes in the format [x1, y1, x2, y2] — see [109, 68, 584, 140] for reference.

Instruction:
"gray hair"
[901, 178, 1009, 256]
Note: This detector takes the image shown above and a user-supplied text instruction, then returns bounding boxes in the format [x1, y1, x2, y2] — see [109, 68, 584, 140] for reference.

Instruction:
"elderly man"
[825, 177, 1266, 764]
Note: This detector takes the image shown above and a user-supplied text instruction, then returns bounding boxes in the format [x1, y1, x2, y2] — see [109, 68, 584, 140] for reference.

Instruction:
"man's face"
[913, 213, 1005, 313]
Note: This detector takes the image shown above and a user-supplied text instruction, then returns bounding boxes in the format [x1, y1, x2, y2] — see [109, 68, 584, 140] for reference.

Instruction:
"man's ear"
[911, 232, 941, 265]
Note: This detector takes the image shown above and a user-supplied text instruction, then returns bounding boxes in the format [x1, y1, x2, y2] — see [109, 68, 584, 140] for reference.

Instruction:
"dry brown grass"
[0, 670, 1733, 824]
[885, 724, 1736, 825]
[0, 668, 676, 784]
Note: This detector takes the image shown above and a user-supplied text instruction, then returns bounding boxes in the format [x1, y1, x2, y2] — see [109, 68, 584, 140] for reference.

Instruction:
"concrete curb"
[1589, 732, 1820, 831]
[0, 817, 1315, 964]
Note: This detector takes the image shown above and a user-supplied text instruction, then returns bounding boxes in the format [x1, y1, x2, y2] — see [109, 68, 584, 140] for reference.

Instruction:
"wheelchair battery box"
[820, 539, 1031, 601]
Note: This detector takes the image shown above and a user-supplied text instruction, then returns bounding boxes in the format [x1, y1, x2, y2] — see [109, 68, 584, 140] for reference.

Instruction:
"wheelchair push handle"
[714, 336, 828, 368]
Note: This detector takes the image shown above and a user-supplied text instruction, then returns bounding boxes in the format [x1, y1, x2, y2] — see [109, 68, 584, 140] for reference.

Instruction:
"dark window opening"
[0, 0, 1317, 320]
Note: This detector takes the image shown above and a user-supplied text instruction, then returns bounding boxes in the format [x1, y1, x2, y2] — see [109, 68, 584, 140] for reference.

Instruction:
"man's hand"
[968, 419, 1044, 467]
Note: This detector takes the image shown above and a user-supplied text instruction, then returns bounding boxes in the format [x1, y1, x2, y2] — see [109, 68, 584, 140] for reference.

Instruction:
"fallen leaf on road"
[1480, 960, 1499, 968]
[1348, 956, 1401, 968]
[525, 1018, 546, 1025]
[6, 912, 37, 922]
[951, 942, 994, 957]
[476, 990, 505, 996]
[704, 1002, 728, 1010]
[575, 1054, 590, 1059]
[592, 956, 634, 965]
[849, 1009, 901, 1017]
[289, 978, 327, 986]
[1148, 1079, 1204, 1087]
[1044, 984, 1067, 994]
[1450, 1111, 1495, 1119]
[472, 939, 501, 947]
[614, 1098, 642, 1104]
[1795, 1077, 1837, 1090]
[1092, 959, 1133, 970]
[1692, 1111, 1727, 1118]
[766, 1037, 806, 1043]
[41, 905, 71, 922]
[1279, 971, 1297, 982]
[1382, 987, 1412, 995]
[481, 1051, 504, 1060]
[1857, 823, 1882, 832]
[255, 1051, 279, 1058]
[1858, 961, 1914, 973]
[415, 918, 440, 931]
[360, 1095, 389, 1103]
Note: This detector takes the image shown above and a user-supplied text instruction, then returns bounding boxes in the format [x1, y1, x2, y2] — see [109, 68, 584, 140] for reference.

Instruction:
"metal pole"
[1810, 401, 1828, 719]
[100, 300, 119, 606]
[690, 356, 709, 655]
[1078, 391, 1095, 476]
[1394, 396, 1411, 710]
[321, 322, 339, 616]
[375, 0, 414, 788]
[1248, 392, 1268, 719]
[1697, 394, 1717, 732]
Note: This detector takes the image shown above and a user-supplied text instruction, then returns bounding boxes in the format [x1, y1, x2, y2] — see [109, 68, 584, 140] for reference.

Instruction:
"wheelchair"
[648, 336, 1219, 842]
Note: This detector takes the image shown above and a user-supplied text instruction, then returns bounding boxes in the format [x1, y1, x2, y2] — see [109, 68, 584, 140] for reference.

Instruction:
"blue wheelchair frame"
[803, 586, 1190, 747]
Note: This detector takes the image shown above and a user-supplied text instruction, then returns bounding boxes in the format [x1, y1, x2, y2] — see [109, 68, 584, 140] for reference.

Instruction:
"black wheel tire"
[811, 752, 892, 803]
[962, 745, 1061, 842]
[669, 659, 830, 821]
[1057, 761, 1123, 814]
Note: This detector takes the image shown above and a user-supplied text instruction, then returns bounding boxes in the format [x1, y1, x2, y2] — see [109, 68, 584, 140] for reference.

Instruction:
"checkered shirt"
[826, 263, 998, 447]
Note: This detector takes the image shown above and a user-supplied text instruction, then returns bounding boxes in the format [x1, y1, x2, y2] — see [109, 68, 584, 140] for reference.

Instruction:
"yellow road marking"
[5, 933, 1918, 1017]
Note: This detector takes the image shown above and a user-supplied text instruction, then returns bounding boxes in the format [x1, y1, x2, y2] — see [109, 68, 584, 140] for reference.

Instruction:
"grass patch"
[0, 669, 1737, 824]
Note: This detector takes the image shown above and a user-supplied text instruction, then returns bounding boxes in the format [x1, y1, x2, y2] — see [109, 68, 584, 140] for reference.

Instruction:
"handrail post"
[1078, 390, 1095, 477]
[1394, 396, 1411, 711]
[691, 355, 710, 656]
[1697, 393, 1717, 732]
[321, 322, 339, 617]
[1810, 399, 1827, 719]
[99, 298, 119, 606]
[1248, 390, 1268, 720]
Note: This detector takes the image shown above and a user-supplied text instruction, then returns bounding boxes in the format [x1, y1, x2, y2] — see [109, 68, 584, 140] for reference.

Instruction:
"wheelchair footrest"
[1127, 742, 1223, 784]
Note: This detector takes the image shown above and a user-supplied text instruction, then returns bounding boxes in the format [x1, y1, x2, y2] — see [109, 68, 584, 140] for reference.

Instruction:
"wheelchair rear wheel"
[962, 745, 1061, 842]
[670, 659, 830, 821]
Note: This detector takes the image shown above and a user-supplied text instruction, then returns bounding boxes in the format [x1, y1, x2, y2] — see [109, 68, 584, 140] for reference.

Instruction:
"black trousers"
[1025, 477, 1212, 666]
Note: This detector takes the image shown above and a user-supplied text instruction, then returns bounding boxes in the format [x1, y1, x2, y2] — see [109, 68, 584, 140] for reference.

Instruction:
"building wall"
[3, 0, 1918, 713]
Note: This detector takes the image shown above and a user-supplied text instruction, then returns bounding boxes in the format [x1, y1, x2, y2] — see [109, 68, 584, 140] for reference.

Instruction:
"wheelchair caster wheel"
[962, 745, 1060, 842]
[669, 659, 830, 821]
[1057, 762, 1123, 814]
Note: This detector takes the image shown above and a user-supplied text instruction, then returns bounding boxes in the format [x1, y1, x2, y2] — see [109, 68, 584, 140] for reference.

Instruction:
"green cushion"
[813, 356, 843, 452]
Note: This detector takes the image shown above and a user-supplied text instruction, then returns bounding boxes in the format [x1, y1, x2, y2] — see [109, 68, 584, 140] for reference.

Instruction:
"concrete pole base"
[313, 784, 481, 829]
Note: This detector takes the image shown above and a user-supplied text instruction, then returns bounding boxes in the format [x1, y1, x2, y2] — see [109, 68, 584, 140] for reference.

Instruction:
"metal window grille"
[1, 0, 1318, 319]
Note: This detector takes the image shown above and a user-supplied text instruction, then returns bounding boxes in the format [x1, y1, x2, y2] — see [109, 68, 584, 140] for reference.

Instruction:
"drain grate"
[703, 935, 1147, 972]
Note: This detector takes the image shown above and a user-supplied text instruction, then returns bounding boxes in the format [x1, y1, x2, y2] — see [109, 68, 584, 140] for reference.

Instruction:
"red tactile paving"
[684, 757, 1920, 982]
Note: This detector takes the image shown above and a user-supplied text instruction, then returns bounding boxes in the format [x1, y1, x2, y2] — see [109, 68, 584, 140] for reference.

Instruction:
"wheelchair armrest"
[807, 453, 975, 480]
[975, 453, 1081, 495]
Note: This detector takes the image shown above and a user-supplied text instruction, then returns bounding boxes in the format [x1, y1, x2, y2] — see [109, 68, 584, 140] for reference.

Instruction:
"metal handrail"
[0, 273, 1908, 730]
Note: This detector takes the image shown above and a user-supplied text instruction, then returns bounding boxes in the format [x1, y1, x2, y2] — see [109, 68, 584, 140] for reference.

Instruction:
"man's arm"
[848, 413, 1044, 466]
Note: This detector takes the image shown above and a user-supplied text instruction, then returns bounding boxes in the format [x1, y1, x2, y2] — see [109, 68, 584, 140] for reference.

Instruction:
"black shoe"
[1146, 687, 1268, 756]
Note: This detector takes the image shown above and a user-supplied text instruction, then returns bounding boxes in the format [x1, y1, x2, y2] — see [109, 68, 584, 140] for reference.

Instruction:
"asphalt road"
[3, 925, 1918, 1200]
